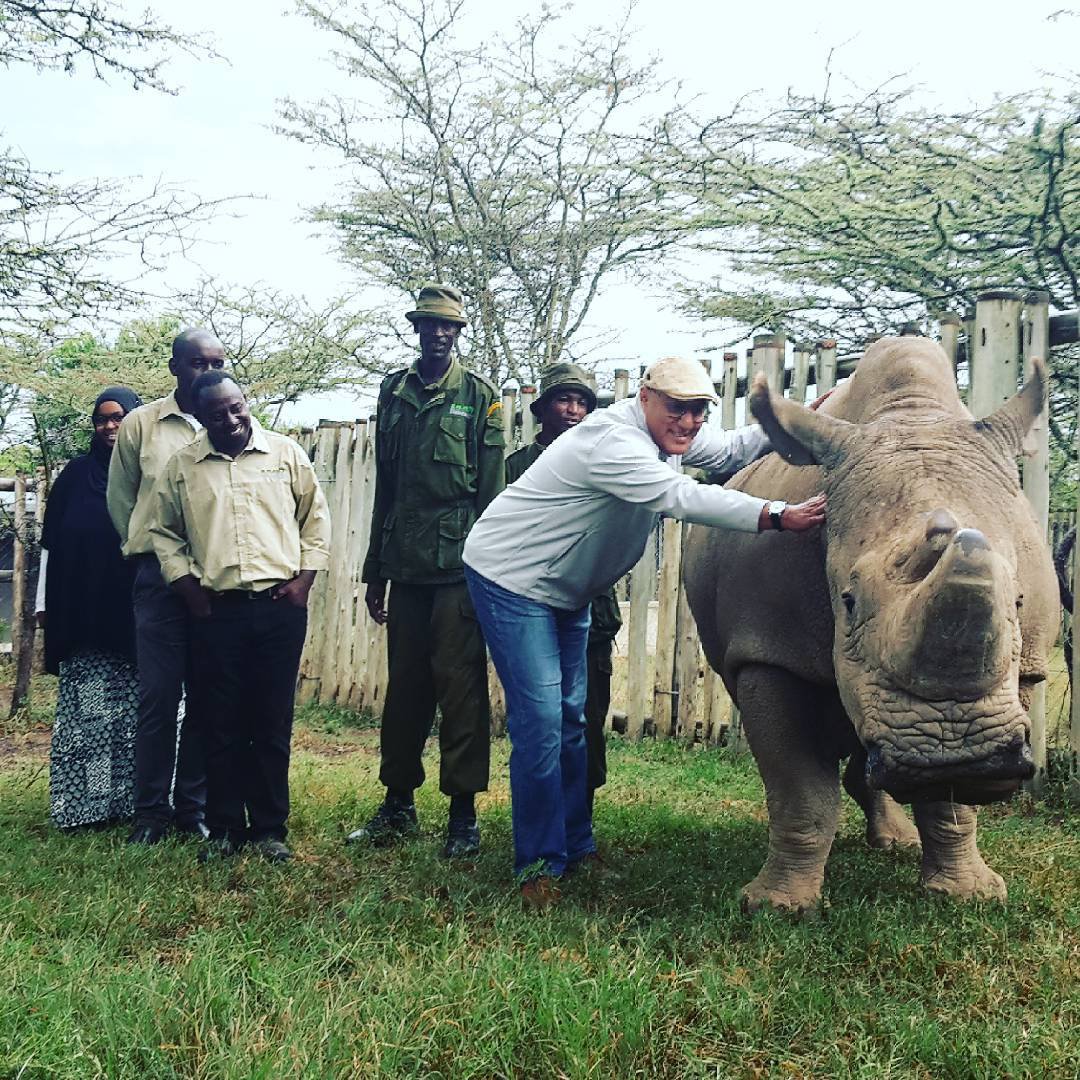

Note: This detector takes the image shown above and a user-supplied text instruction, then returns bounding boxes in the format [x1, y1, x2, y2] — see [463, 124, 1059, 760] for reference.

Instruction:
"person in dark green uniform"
[504, 362, 622, 814]
[347, 284, 505, 857]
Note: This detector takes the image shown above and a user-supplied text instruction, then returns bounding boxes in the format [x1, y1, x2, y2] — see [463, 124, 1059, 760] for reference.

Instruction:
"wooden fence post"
[815, 339, 837, 393]
[970, 289, 1023, 419]
[1073, 413, 1080, 796]
[1022, 290, 1051, 791]
[938, 311, 962, 374]
[751, 333, 786, 392]
[721, 353, 738, 429]
[652, 518, 682, 737]
[501, 385, 516, 453]
[791, 343, 812, 404]
[625, 525, 655, 741]
[520, 386, 537, 445]
[7, 476, 38, 718]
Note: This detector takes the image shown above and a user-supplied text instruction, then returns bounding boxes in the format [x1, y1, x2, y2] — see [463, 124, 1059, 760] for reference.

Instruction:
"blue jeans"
[465, 566, 595, 879]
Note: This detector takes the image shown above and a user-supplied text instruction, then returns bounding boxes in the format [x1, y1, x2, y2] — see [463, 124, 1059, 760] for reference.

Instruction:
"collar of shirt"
[399, 355, 462, 395]
[192, 417, 271, 462]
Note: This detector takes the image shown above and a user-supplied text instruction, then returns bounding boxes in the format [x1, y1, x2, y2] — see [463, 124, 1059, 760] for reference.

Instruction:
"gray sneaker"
[251, 838, 293, 863]
[345, 800, 419, 847]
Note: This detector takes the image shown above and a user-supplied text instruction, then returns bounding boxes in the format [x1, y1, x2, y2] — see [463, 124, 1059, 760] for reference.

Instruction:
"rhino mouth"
[864, 739, 1033, 805]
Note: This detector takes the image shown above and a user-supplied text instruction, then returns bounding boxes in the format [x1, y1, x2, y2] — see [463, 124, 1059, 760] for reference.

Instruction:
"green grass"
[1, 684, 1079, 1078]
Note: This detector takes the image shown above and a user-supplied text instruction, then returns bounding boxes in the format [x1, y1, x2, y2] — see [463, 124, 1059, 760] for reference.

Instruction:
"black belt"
[211, 586, 279, 602]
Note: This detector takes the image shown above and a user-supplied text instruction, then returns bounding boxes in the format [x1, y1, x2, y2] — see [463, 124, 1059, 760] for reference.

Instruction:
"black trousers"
[131, 555, 206, 825]
[189, 594, 308, 842]
[584, 638, 613, 792]
[380, 581, 490, 796]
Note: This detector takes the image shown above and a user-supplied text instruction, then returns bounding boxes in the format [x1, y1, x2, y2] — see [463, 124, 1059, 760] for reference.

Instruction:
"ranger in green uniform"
[348, 284, 504, 857]
[504, 362, 622, 813]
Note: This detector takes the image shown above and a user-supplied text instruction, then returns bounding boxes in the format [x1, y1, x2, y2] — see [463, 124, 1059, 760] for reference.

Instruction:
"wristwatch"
[767, 500, 787, 531]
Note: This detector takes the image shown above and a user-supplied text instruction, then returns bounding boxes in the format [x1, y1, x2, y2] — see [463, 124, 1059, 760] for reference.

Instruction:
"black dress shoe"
[126, 821, 168, 846]
[174, 821, 211, 840]
[345, 799, 419, 847]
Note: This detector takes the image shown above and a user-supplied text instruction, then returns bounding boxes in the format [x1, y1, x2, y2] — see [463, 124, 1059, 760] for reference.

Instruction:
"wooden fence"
[289, 292, 1080, 786]
[2, 287, 1079, 788]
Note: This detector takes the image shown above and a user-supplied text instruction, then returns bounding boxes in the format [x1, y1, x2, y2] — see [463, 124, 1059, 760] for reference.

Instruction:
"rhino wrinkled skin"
[683, 337, 1059, 913]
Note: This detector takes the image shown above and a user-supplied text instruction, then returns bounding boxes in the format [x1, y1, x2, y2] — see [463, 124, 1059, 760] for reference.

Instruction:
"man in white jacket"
[463, 355, 825, 908]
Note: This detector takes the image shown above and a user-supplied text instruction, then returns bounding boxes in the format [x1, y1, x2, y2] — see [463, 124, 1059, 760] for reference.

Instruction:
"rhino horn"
[973, 356, 1047, 458]
[748, 373, 857, 468]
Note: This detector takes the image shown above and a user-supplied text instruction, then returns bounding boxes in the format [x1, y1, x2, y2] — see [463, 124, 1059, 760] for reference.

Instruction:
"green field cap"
[406, 283, 467, 326]
[530, 362, 598, 417]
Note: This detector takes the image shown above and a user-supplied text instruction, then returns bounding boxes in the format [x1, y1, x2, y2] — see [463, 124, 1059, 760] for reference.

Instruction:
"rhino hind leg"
[736, 664, 840, 916]
[912, 801, 1006, 902]
[842, 751, 922, 851]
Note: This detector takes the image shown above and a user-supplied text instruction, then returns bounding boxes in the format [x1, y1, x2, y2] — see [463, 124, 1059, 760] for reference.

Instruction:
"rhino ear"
[748, 374, 856, 468]
[973, 356, 1047, 458]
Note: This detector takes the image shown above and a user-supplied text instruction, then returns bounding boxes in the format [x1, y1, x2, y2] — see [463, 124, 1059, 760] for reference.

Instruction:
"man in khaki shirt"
[107, 328, 225, 845]
[149, 371, 330, 861]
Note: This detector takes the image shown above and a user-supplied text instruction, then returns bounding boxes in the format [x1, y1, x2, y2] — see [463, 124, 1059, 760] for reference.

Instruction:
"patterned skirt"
[50, 650, 138, 829]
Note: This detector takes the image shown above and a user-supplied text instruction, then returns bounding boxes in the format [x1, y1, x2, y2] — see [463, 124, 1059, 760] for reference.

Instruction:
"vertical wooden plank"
[298, 423, 338, 703]
[322, 425, 355, 701]
[1072, 421, 1080, 796]
[673, 535, 701, 745]
[1022, 291, 1051, 792]
[7, 476, 36, 718]
[938, 311, 961, 376]
[624, 525, 656, 741]
[721, 353, 738, 430]
[751, 334, 786, 393]
[791, 344, 811, 404]
[520, 385, 538, 445]
[815, 339, 837, 394]
[652, 518, 682, 737]
[719, 351, 745, 751]
[613, 369, 630, 403]
[970, 289, 1023, 420]
[501, 386, 516, 455]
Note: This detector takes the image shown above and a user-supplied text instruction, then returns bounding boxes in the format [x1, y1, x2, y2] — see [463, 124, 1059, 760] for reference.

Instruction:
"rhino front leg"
[843, 750, 921, 851]
[912, 801, 1006, 901]
[736, 664, 840, 915]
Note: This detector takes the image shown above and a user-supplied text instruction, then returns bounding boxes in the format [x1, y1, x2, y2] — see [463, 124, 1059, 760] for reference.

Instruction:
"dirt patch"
[0, 726, 51, 766]
[292, 726, 380, 759]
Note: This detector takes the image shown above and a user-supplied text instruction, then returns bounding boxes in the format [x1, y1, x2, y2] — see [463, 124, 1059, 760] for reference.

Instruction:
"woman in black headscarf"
[36, 386, 144, 829]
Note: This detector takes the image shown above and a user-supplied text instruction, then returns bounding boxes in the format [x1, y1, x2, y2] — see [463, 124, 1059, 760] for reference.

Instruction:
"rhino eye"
[841, 590, 856, 618]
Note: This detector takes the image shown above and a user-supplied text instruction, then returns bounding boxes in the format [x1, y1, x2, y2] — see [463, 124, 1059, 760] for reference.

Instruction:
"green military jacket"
[504, 440, 623, 645]
[363, 357, 505, 586]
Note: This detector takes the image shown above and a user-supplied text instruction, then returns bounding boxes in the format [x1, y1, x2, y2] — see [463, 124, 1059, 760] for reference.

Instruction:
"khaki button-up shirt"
[107, 392, 202, 557]
[149, 420, 331, 592]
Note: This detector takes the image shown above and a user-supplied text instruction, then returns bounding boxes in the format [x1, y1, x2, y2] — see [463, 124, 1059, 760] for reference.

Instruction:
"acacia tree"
[278, 0, 685, 385]
[177, 281, 379, 425]
[660, 83, 1079, 501]
[0, 1, 229, 435]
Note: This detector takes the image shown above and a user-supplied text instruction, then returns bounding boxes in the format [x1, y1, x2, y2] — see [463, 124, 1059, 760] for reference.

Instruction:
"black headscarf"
[86, 387, 144, 496]
[40, 385, 143, 673]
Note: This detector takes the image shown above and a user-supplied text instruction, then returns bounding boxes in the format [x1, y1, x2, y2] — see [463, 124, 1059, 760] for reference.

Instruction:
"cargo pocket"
[433, 414, 469, 468]
[436, 506, 472, 571]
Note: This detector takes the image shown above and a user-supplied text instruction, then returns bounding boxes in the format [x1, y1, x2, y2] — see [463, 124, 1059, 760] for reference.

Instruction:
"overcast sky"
[3, 0, 1074, 420]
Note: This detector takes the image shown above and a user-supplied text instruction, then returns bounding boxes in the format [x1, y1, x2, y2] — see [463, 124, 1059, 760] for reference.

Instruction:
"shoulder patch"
[486, 401, 502, 418]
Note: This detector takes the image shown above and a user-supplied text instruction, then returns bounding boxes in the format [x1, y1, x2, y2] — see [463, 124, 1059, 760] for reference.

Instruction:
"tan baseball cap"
[641, 356, 718, 403]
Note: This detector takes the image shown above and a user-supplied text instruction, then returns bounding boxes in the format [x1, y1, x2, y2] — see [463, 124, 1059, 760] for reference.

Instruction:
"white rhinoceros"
[682, 336, 1059, 913]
